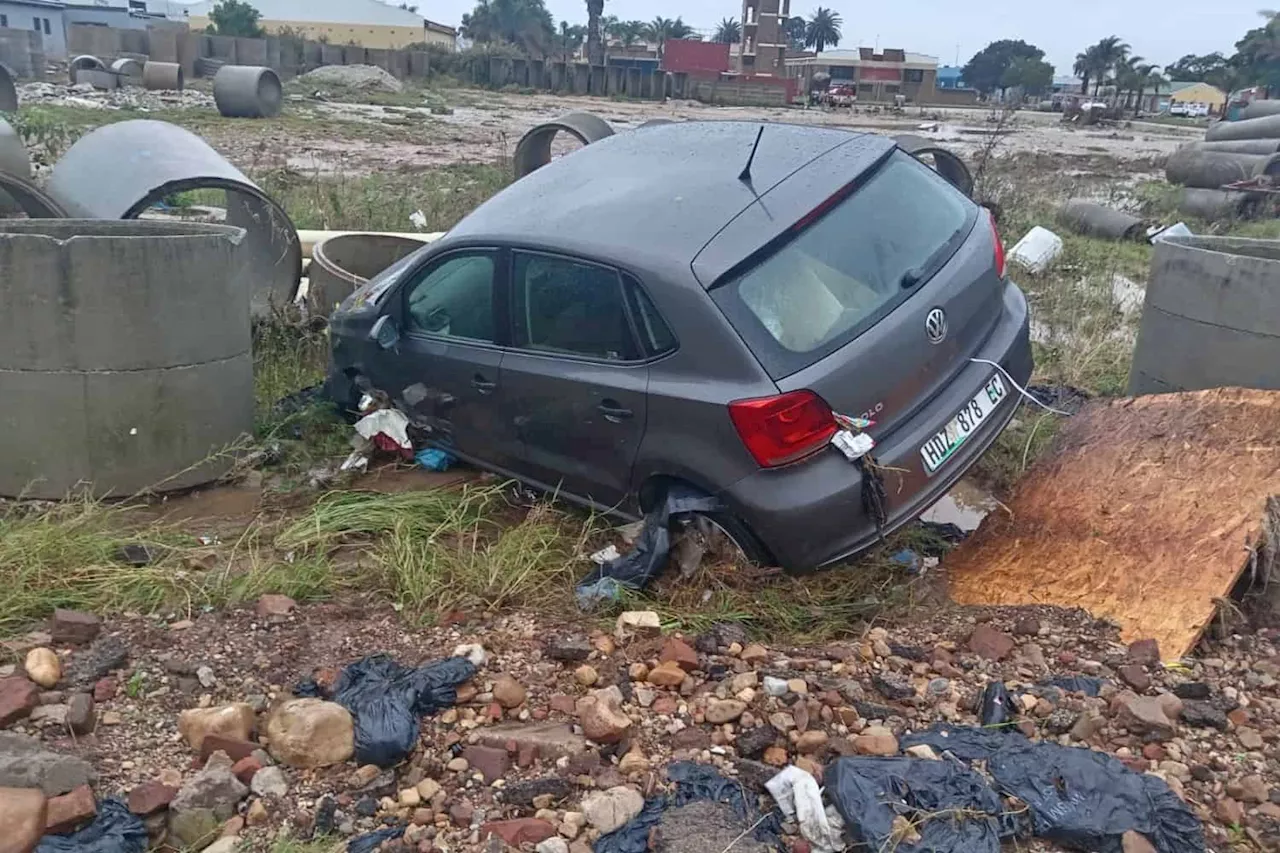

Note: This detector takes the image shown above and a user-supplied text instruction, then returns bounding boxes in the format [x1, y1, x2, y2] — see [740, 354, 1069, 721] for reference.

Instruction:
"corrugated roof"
[179, 0, 423, 27]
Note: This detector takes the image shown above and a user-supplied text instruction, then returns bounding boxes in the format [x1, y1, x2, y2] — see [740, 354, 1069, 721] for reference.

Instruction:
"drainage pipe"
[1241, 100, 1280, 121]
[1165, 148, 1280, 188]
[309, 233, 427, 317]
[1177, 187, 1261, 220]
[297, 229, 438, 259]
[0, 116, 64, 217]
[1185, 139, 1280, 155]
[142, 61, 184, 91]
[67, 54, 105, 84]
[213, 65, 283, 118]
[1058, 200, 1145, 240]
[893, 134, 975, 197]
[1205, 113, 1280, 142]
[110, 57, 144, 86]
[513, 112, 615, 178]
[0, 62, 14, 112]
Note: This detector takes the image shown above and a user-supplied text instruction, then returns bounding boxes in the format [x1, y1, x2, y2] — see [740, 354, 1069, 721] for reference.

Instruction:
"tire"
[695, 510, 774, 567]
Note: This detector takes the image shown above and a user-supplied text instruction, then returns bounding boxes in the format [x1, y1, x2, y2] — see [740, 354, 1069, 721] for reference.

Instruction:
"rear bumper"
[720, 282, 1033, 572]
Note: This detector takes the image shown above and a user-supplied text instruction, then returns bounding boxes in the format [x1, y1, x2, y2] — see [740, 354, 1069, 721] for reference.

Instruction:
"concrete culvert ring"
[68, 55, 106, 84]
[638, 118, 676, 128]
[893, 134, 975, 197]
[513, 112, 615, 179]
[110, 57, 144, 86]
[309, 233, 427, 318]
[142, 61, 184, 91]
[214, 65, 284, 119]
[0, 63, 15, 112]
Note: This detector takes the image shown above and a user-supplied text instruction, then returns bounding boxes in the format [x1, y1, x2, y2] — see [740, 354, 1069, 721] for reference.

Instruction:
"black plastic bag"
[330, 654, 477, 767]
[1043, 675, 1106, 697]
[347, 825, 404, 853]
[902, 723, 1032, 762]
[575, 484, 720, 608]
[979, 681, 1014, 727]
[825, 756, 1017, 853]
[37, 799, 147, 853]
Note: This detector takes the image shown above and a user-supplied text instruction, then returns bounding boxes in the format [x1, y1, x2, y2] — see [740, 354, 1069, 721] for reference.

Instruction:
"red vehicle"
[824, 83, 856, 107]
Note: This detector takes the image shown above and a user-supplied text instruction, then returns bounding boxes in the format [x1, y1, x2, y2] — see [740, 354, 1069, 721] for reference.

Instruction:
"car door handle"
[472, 374, 496, 395]
[598, 400, 633, 422]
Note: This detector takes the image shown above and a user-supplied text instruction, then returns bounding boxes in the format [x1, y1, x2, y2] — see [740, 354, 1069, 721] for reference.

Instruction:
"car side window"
[625, 278, 677, 357]
[512, 252, 638, 361]
[404, 252, 496, 343]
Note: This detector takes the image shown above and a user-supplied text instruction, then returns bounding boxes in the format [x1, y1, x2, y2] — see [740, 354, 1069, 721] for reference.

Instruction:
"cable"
[969, 357, 1074, 417]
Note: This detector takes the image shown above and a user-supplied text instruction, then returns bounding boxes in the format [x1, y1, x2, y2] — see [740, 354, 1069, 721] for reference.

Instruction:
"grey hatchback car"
[326, 120, 1032, 572]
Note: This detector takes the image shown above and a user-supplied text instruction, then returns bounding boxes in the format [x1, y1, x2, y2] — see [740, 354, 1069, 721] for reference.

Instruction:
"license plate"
[920, 374, 1008, 474]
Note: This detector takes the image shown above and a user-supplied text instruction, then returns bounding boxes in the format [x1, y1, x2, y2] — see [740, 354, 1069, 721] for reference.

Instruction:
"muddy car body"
[327, 121, 1032, 572]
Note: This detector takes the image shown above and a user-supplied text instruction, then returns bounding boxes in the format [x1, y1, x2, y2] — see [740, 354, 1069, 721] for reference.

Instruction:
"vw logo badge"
[925, 308, 948, 344]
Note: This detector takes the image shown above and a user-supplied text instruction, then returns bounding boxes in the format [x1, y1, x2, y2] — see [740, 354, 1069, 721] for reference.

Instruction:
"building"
[936, 65, 971, 90]
[739, 0, 786, 76]
[661, 38, 728, 74]
[180, 0, 428, 49]
[63, 0, 185, 32]
[1166, 80, 1227, 115]
[422, 18, 454, 50]
[786, 48, 939, 103]
[0, 0, 67, 58]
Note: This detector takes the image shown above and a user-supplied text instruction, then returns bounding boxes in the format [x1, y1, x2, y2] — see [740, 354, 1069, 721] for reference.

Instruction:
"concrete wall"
[692, 78, 790, 106]
[0, 3, 63, 59]
[0, 26, 44, 78]
[187, 14, 428, 50]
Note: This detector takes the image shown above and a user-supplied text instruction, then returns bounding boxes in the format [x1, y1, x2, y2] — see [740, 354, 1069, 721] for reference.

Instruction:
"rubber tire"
[696, 510, 774, 567]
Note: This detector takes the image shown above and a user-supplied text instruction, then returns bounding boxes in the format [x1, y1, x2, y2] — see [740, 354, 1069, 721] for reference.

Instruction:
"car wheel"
[692, 511, 774, 567]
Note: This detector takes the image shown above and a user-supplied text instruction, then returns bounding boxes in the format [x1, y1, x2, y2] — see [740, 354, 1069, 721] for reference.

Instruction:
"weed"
[125, 670, 147, 698]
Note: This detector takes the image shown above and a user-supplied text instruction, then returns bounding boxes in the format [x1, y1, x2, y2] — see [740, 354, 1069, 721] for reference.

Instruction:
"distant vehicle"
[825, 84, 856, 107]
[1184, 102, 1211, 118]
[1168, 102, 1189, 117]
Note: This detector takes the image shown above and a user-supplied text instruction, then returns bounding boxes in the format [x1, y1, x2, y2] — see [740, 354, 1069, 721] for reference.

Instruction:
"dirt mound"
[300, 65, 403, 93]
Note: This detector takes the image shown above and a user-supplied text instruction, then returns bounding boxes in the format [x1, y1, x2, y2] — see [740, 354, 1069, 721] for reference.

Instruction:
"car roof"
[443, 121, 887, 285]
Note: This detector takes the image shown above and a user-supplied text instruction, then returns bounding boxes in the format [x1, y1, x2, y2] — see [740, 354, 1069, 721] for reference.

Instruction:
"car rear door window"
[625, 278, 677, 357]
[512, 252, 638, 361]
[404, 252, 497, 343]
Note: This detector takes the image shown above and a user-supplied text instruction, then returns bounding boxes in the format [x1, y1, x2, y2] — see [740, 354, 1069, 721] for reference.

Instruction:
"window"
[626, 279, 676, 357]
[0, 15, 7, 27]
[904, 69, 924, 83]
[404, 252, 496, 343]
[42, 18, 50, 35]
[512, 252, 637, 361]
[31, 17, 39, 31]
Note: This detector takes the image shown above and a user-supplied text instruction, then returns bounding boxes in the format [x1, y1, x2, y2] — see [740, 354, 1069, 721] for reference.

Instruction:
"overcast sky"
[419, 0, 1268, 74]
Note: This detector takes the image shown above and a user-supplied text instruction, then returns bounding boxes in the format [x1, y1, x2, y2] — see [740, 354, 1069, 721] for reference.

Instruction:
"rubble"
[17, 80, 216, 111]
[299, 65, 404, 93]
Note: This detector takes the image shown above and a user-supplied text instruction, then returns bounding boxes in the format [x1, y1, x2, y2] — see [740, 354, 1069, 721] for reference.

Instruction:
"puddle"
[921, 478, 997, 532]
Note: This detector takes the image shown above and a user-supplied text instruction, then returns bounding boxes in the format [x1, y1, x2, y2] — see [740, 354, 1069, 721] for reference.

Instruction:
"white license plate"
[920, 373, 1008, 474]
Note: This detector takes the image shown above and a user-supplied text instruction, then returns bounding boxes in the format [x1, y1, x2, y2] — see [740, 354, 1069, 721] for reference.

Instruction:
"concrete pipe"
[513, 112, 615, 179]
[309, 233, 426, 317]
[0, 121, 67, 217]
[0, 114, 28, 178]
[296, 229, 436, 259]
[213, 65, 283, 119]
[1205, 113, 1280, 142]
[0, 62, 14, 112]
[0, 220, 252, 498]
[1164, 148, 1280, 188]
[109, 57, 144, 87]
[1241, 100, 1280, 121]
[1058, 199, 1145, 240]
[1129, 236, 1280, 396]
[142, 61, 184, 91]
[45, 120, 301, 317]
[893, 134, 975, 197]
[68, 55, 105, 84]
[638, 118, 676, 128]
[1188, 139, 1280, 155]
[1177, 187, 1262, 220]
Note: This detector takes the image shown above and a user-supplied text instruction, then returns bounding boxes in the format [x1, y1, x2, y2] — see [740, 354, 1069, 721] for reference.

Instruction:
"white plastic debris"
[339, 449, 369, 473]
[1151, 221, 1193, 243]
[409, 209, 428, 230]
[832, 430, 875, 462]
[452, 643, 487, 667]
[590, 544, 621, 565]
[354, 408, 412, 451]
[1008, 226, 1064, 274]
[766, 766, 847, 853]
[762, 675, 790, 697]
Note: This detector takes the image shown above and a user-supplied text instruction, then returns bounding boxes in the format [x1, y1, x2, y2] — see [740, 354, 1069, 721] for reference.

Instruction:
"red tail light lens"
[989, 209, 1006, 280]
[729, 390, 838, 468]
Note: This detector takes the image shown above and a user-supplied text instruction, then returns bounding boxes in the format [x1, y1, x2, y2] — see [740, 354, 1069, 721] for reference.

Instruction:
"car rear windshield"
[711, 150, 976, 377]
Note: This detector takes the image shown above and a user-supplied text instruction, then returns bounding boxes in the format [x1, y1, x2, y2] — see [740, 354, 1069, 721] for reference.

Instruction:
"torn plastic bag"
[825, 756, 1018, 853]
[574, 484, 720, 609]
[347, 825, 404, 853]
[901, 723, 1032, 762]
[1043, 675, 1106, 696]
[329, 653, 477, 767]
[37, 799, 147, 853]
[979, 681, 1014, 727]
[766, 766, 846, 853]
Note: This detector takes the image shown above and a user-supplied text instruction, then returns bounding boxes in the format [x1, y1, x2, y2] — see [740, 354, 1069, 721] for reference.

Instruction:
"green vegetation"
[206, 0, 266, 39]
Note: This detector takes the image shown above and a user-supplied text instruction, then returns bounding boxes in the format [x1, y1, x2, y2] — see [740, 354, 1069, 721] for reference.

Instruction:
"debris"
[0, 733, 96, 796]
[46, 785, 97, 834]
[577, 688, 632, 743]
[581, 786, 645, 833]
[1059, 200, 1146, 241]
[831, 429, 875, 462]
[35, 799, 146, 853]
[299, 65, 404, 94]
[766, 766, 846, 853]
[889, 548, 923, 575]
[1150, 222, 1193, 242]
[0, 676, 40, 727]
[979, 681, 1013, 727]
[50, 611, 101, 646]
[1008, 226, 1063, 274]
[354, 408, 412, 455]
[414, 447, 454, 472]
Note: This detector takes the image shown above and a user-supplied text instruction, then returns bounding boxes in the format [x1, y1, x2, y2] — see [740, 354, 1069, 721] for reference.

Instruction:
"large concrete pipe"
[68, 55, 105, 84]
[893, 134, 975, 197]
[1241, 100, 1280, 121]
[0, 114, 28, 178]
[110, 57, 144, 87]
[0, 220, 252, 498]
[1178, 187, 1262, 220]
[0, 116, 63, 218]
[213, 65, 283, 118]
[1205, 113, 1280, 142]
[513, 112, 615, 178]
[1129, 236, 1280, 396]
[1165, 148, 1280, 188]
[309, 233, 426, 317]
[142, 61, 184, 91]
[45, 120, 301, 317]
[1058, 199, 1145, 240]
[1188, 139, 1280, 155]
[0, 62, 14, 112]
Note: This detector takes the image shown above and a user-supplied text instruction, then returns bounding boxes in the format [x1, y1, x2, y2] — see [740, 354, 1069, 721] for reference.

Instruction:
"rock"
[415, 778, 441, 801]
[249, 765, 287, 798]
[873, 672, 914, 701]
[705, 699, 747, 724]
[1238, 727, 1264, 750]
[1229, 774, 1270, 804]
[398, 786, 421, 807]
[204, 837, 237, 853]
[762, 676, 789, 698]
[0, 788, 47, 853]
[0, 733, 96, 796]
[1121, 831, 1157, 853]
[1112, 692, 1175, 739]
[1013, 616, 1041, 636]
[1217, 797, 1245, 825]
[537, 837, 570, 853]
[199, 736, 259, 766]
[482, 818, 557, 847]
[0, 678, 40, 728]
[504, 776, 570, 807]
[574, 665, 599, 687]
[129, 780, 178, 815]
[615, 611, 661, 639]
[230, 756, 262, 786]
[265, 699, 354, 768]
[449, 802, 474, 826]
[905, 744, 939, 760]
[546, 636, 592, 663]
[763, 746, 789, 766]
[581, 786, 645, 834]
[66, 693, 95, 735]
[196, 666, 216, 689]
[446, 757, 469, 772]
[50, 611, 101, 646]
[659, 638, 699, 672]
[171, 766, 247, 832]
[737, 724, 781, 760]
[967, 625, 1014, 661]
[492, 675, 527, 709]
[479, 722, 587, 759]
[46, 784, 96, 833]
[1170, 682, 1210, 700]
[578, 690, 631, 744]
[29, 704, 67, 727]
[1126, 639, 1160, 666]
[61, 636, 128, 690]
[559, 811, 586, 840]
[647, 661, 687, 688]
[178, 705, 256, 751]
[255, 595, 296, 618]
[853, 727, 899, 756]
[1117, 665, 1150, 693]
[618, 750, 650, 775]
[463, 745, 510, 783]
[168, 807, 221, 850]
[1179, 700, 1227, 730]
[347, 764, 381, 789]
[796, 731, 829, 754]
[24, 649, 60, 689]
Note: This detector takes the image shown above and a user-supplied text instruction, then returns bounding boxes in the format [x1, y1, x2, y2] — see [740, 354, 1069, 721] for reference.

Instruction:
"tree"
[206, 0, 265, 38]
[783, 16, 807, 52]
[1001, 56, 1054, 97]
[962, 40, 1045, 96]
[643, 17, 693, 57]
[585, 0, 605, 66]
[1072, 50, 1094, 98]
[804, 7, 842, 54]
[555, 21, 585, 61]
[1131, 63, 1166, 115]
[614, 20, 645, 49]
[713, 17, 742, 45]
[1079, 35, 1130, 95]
[459, 0, 554, 53]
[1235, 11, 1280, 95]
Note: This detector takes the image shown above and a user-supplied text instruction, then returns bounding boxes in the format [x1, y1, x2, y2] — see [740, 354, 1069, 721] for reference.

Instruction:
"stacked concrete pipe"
[213, 65, 283, 118]
[0, 220, 252, 498]
[1165, 147, 1280, 189]
[1205, 113, 1280, 142]
[142, 61, 184, 91]
[1241, 100, 1280, 121]
[309, 233, 429, 317]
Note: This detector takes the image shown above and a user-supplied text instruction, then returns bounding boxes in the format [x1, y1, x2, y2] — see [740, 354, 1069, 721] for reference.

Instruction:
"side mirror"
[369, 315, 401, 350]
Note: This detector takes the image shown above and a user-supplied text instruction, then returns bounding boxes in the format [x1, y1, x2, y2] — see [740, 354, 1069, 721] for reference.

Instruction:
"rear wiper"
[900, 266, 926, 289]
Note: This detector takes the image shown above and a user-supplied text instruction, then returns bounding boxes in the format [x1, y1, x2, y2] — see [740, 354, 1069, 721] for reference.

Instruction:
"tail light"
[729, 390, 838, 468]
[989, 209, 1007, 279]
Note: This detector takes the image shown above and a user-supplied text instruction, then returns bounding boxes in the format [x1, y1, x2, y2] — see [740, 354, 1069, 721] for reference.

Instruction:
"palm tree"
[616, 19, 644, 50]
[804, 7, 842, 54]
[1135, 65, 1167, 116]
[1087, 35, 1130, 96]
[713, 17, 742, 45]
[644, 16, 693, 57]
[585, 0, 605, 65]
[557, 20, 585, 62]
[783, 16, 807, 51]
[1073, 50, 1094, 98]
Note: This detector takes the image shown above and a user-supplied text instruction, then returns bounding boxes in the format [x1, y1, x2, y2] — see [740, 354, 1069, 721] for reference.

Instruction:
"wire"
[969, 357, 1074, 417]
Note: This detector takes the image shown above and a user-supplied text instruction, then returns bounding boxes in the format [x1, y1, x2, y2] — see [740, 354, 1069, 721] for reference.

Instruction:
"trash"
[414, 447, 454, 472]
[589, 545, 621, 565]
[354, 408, 412, 455]
[1043, 675, 1105, 696]
[574, 483, 720, 609]
[766, 766, 846, 853]
[889, 548, 923, 575]
[339, 449, 370, 473]
[901, 723, 1032, 762]
[825, 755, 1017, 853]
[324, 653, 477, 767]
[979, 680, 1014, 727]
[346, 825, 404, 853]
[1151, 221, 1193, 242]
[36, 799, 148, 853]
[1008, 226, 1064, 274]
[409, 209, 427, 230]
[831, 429, 875, 462]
